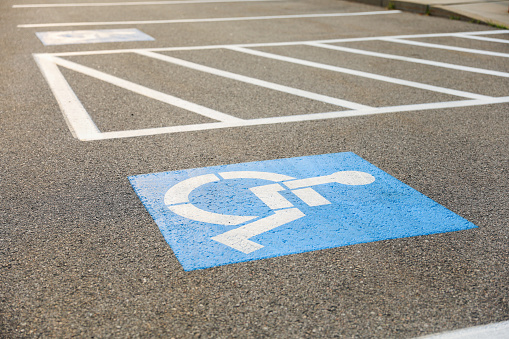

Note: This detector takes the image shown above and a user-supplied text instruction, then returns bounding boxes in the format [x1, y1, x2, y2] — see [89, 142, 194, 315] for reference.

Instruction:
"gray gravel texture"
[1, 0, 508, 337]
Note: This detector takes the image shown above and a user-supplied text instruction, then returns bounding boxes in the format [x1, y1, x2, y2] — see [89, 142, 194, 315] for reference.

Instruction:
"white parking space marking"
[14, 0, 279, 8]
[306, 43, 509, 78]
[136, 50, 371, 110]
[91, 97, 509, 140]
[46, 29, 508, 57]
[228, 46, 492, 100]
[50, 55, 243, 123]
[18, 10, 401, 28]
[456, 30, 509, 36]
[34, 54, 101, 140]
[381, 38, 509, 58]
[34, 30, 509, 141]
[454, 34, 509, 44]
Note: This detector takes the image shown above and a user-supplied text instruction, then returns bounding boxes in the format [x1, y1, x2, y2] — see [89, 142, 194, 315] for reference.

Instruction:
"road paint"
[415, 320, 509, 339]
[72, 96, 509, 140]
[211, 208, 306, 254]
[455, 34, 509, 44]
[136, 50, 371, 110]
[14, 0, 278, 8]
[36, 28, 154, 46]
[229, 46, 492, 100]
[307, 43, 509, 78]
[34, 30, 509, 141]
[129, 152, 477, 271]
[249, 184, 296, 209]
[382, 38, 509, 58]
[18, 10, 401, 28]
[33, 54, 101, 140]
[45, 54, 242, 123]
[45, 29, 509, 57]
[459, 30, 509, 36]
[291, 187, 331, 207]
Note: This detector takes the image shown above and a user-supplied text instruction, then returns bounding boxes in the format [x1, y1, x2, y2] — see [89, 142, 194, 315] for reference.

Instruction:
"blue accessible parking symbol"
[129, 152, 477, 271]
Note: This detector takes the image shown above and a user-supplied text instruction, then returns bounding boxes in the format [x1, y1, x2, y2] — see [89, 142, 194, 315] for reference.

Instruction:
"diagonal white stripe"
[382, 38, 509, 58]
[33, 54, 101, 140]
[229, 46, 492, 100]
[50, 56, 242, 123]
[308, 42, 509, 78]
[136, 50, 371, 110]
[455, 34, 509, 44]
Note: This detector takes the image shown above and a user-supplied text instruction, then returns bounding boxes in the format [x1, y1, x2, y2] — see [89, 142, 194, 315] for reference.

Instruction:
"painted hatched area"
[35, 29, 509, 141]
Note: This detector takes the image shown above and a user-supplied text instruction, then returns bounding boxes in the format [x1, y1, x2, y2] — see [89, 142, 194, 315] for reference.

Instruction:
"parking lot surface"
[1, 0, 508, 337]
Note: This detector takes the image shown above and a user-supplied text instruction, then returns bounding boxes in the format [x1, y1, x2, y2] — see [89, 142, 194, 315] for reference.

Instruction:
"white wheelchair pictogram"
[164, 170, 375, 254]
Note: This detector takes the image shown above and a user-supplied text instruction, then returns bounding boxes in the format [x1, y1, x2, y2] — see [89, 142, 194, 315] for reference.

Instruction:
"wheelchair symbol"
[164, 170, 375, 254]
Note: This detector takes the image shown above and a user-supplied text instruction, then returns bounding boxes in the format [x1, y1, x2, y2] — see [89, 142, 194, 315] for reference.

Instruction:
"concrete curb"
[347, 0, 509, 29]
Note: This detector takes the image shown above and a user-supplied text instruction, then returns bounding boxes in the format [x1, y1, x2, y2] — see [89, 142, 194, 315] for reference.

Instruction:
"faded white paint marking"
[382, 38, 509, 58]
[33, 54, 100, 140]
[136, 50, 371, 110]
[308, 43, 509, 78]
[228, 46, 493, 100]
[36, 28, 154, 46]
[50, 55, 242, 123]
[18, 10, 401, 28]
[415, 320, 509, 339]
[14, 0, 278, 8]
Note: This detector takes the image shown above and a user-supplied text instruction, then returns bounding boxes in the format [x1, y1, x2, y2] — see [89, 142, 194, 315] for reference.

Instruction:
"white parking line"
[306, 43, 509, 78]
[136, 50, 371, 110]
[458, 30, 509, 36]
[381, 38, 509, 58]
[45, 54, 243, 123]
[18, 10, 401, 28]
[34, 54, 101, 140]
[13, 0, 278, 9]
[34, 30, 509, 141]
[46, 30, 508, 57]
[455, 34, 509, 44]
[228, 46, 493, 100]
[91, 97, 509, 140]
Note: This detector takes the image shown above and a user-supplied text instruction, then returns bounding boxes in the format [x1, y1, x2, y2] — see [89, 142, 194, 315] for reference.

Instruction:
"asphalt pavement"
[1, 0, 508, 337]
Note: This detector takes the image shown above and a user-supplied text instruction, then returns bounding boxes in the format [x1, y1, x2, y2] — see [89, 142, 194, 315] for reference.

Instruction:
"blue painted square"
[129, 152, 476, 271]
